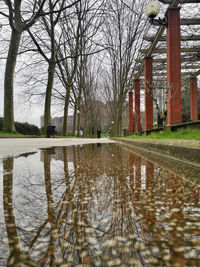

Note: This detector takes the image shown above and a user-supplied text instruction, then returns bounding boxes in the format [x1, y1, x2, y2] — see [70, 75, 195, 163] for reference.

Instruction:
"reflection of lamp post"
[145, 1, 167, 26]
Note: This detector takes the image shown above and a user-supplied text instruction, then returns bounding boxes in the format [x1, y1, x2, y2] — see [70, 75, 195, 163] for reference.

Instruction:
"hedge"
[0, 118, 40, 135]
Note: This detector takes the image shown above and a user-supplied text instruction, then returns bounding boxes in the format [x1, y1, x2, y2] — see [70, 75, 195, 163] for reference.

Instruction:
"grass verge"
[0, 132, 83, 138]
[128, 129, 200, 140]
[0, 132, 43, 138]
[0, 132, 26, 137]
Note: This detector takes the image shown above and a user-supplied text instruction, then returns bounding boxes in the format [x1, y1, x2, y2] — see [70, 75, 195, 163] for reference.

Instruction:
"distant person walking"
[97, 128, 101, 138]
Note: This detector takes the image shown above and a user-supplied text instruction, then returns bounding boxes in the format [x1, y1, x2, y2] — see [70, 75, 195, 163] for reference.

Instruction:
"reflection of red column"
[144, 57, 153, 130]
[167, 8, 182, 125]
[134, 79, 140, 132]
[145, 161, 155, 231]
[146, 161, 154, 190]
[135, 156, 141, 190]
[167, 172, 185, 265]
[190, 78, 198, 121]
[167, 172, 174, 190]
[129, 91, 134, 134]
[129, 153, 134, 187]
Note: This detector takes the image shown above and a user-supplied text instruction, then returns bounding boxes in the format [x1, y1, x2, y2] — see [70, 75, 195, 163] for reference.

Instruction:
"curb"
[113, 138, 200, 166]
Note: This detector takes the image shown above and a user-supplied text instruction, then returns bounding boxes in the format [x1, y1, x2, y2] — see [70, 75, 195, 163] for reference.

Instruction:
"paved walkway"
[0, 138, 116, 158]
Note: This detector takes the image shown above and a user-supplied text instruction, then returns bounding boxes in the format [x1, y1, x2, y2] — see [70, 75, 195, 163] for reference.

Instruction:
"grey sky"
[0, 62, 43, 127]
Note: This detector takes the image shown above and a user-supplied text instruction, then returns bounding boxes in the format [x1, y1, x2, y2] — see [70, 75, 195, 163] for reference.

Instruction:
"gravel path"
[0, 138, 116, 158]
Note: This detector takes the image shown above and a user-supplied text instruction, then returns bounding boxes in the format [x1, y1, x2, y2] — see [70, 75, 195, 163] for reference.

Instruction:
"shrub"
[0, 118, 3, 131]
[15, 121, 40, 135]
[0, 118, 40, 135]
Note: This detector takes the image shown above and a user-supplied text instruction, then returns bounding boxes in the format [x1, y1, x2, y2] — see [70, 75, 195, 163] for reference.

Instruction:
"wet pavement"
[0, 143, 200, 266]
[0, 138, 115, 158]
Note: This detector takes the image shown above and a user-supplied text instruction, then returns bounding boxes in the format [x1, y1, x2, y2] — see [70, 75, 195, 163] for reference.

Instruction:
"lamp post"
[145, 1, 182, 125]
[111, 121, 114, 137]
[145, 1, 167, 26]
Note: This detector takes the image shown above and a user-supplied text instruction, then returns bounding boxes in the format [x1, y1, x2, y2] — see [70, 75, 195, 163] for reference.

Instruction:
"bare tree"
[57, 0, 106, 136]
[55, 2, 83, 136]
[27, 0, 83, 133]
[74, 57, 104, 137]
[0, 0, 47, 132]
[101, 0, 148, 136]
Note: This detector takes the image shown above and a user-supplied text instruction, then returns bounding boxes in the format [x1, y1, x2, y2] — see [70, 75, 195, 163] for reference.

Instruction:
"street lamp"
[145, 1, 167, 26]
[111, 121, 114, 137]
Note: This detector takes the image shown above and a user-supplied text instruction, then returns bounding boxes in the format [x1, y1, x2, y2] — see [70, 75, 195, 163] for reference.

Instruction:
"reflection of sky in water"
[0, 144, 199, 266]
[14, 153, 47, 229]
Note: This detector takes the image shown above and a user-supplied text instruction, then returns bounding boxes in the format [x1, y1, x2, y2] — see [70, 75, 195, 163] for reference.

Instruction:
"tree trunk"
[77, 112, 80, 137]
[62, 87, 70, 136]
[44, 60, 55, 132]
[76, 95, 81, 137]
[3, 29, 22, 132]
[117, 102, 123, 136]
[72, 108, 77, 136]
[83, 115, 88, 137]
[112, 104, 118, 137]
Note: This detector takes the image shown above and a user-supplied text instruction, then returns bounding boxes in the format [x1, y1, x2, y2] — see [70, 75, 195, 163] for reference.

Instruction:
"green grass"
[0, 132, 88, 138]
[101, 132, 110, 138]
[0, 131, 41, 138]
[128, 129, 200, 140]
[0, 131, 25, 137]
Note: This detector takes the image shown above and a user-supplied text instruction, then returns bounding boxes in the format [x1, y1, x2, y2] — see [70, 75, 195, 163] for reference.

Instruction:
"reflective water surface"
[0, 144, 200, 266]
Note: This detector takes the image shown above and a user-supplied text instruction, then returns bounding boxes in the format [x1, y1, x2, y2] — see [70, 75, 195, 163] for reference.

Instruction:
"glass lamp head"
[145, 1, 160, 19]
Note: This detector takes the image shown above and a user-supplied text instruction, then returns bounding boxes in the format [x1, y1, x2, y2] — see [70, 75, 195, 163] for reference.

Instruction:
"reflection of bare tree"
[3, 157, 21, 266]
[42, 151, 57, 265]
[3, 157, 36, 266]
[1, 145, 200, 266]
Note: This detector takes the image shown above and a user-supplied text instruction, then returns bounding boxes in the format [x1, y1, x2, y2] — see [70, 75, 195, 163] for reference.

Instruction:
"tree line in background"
[0, 0, 149, 136]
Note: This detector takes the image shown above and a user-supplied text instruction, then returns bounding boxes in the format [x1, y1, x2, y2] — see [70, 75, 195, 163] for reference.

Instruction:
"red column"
[190, 78, 198, 121]
[144, 57, 153, 130]
[134, 79, 140, 132]
[129, 91, 134, 134]
[166, 8, 182, 125]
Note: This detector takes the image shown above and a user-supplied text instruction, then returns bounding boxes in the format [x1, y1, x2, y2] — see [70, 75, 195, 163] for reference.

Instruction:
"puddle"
[0, 143, 199, 266]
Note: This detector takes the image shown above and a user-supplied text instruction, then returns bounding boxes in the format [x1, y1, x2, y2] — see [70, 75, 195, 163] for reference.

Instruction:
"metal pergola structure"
[128, 0, 200, 134]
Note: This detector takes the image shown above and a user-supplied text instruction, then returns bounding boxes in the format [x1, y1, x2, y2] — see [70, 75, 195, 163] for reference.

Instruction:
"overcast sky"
[0, 94, 43, 128]
[0, 1, 199, 129]
[0, 63, 43, 127]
